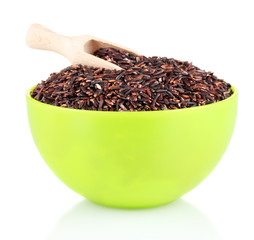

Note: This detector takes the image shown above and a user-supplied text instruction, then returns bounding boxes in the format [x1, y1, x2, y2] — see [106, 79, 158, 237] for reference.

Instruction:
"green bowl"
[26, 86, 238, 208]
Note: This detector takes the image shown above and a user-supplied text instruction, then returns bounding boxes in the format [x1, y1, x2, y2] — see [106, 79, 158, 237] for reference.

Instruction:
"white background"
[0, 0, 253, 239]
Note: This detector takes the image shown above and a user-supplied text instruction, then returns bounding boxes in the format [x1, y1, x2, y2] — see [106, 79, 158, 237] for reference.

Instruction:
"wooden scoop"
[26, 24, 139, 70]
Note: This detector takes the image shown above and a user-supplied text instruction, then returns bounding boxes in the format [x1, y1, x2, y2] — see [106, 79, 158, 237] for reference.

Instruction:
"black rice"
[31, 48, 233, 111]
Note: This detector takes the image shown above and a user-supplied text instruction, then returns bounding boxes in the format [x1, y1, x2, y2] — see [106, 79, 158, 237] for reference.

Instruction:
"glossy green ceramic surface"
[26, 87, 238, 208]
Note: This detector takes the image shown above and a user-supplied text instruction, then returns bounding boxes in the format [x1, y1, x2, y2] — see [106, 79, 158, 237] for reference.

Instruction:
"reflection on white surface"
[47, 199, 220, 240]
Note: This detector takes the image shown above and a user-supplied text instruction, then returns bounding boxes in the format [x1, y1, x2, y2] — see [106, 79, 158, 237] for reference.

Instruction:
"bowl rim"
[26, 85, 238, 114]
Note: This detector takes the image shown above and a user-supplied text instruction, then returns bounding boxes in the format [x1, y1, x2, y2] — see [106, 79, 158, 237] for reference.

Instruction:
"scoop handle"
[26, 24, 72, 59]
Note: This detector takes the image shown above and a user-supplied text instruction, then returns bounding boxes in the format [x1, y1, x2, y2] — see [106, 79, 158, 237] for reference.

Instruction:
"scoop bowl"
[26, 86, 238, 208]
